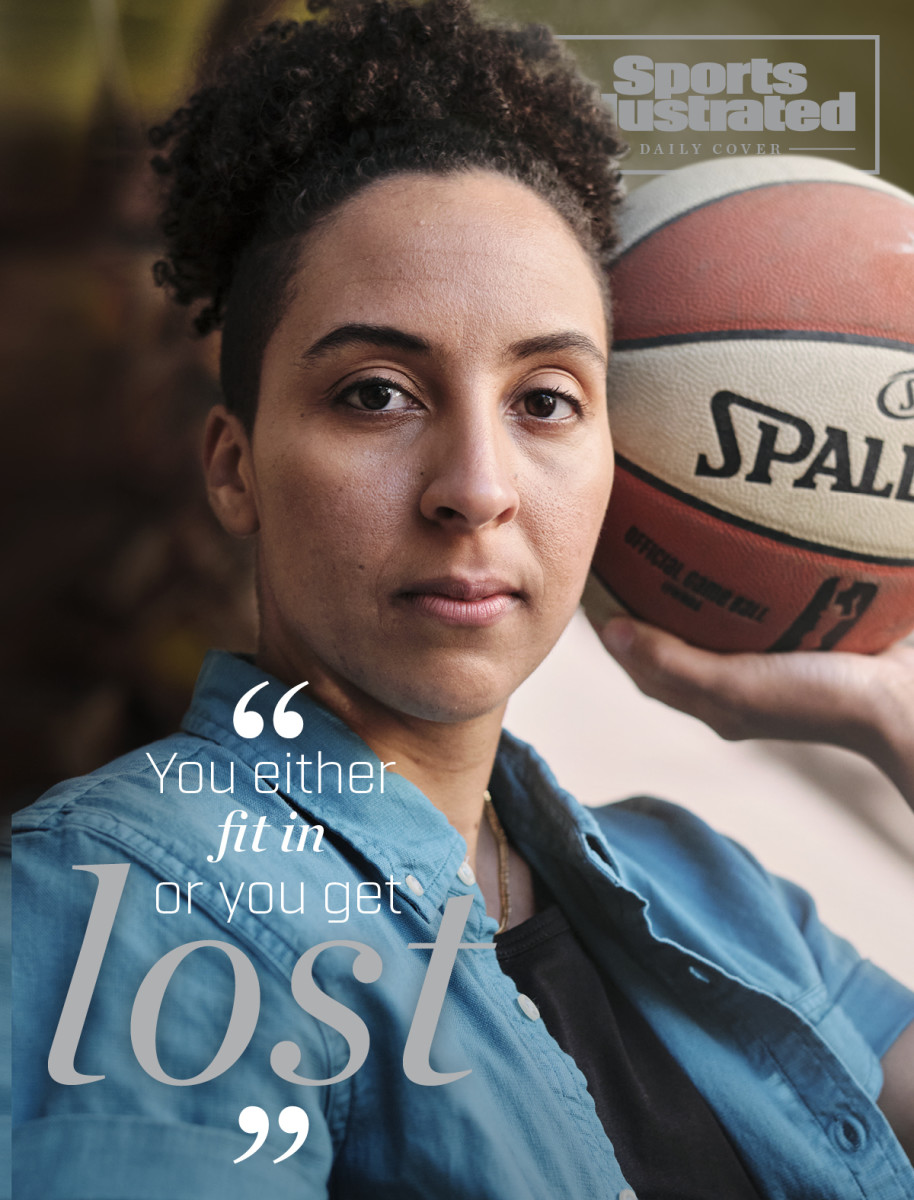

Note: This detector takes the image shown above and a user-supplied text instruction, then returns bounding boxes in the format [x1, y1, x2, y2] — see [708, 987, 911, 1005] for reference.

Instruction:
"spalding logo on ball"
[585, 155, 914, 654]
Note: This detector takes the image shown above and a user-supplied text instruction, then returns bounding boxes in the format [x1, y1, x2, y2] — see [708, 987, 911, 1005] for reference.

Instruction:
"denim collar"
[180, 649, 619, 923]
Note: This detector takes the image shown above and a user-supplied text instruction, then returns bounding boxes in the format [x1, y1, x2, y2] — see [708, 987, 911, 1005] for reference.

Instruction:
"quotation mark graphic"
[233, 682, 309, 739]
[233, 1105, 310, 1164]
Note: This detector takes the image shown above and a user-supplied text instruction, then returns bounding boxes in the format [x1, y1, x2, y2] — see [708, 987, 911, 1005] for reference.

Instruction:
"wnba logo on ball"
[878, 370, 914, 420]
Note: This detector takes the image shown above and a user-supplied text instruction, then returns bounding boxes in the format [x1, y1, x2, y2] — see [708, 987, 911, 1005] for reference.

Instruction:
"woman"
[13, 1, 914, 1196]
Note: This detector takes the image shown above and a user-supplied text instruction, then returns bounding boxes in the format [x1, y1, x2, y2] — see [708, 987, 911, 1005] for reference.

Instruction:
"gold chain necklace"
[483, 788, 511, 933]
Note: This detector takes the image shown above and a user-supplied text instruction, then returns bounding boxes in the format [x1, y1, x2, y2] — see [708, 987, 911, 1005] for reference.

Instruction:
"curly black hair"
[150, 0, 625, 427]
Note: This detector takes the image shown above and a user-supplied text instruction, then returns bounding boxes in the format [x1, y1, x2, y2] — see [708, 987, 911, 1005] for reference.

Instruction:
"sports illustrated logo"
[878, 370, 914, 419]
[559, 35, 879, 175]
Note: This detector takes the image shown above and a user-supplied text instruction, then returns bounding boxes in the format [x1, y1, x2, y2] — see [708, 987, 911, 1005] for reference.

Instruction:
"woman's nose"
[418, 410, 520, 530]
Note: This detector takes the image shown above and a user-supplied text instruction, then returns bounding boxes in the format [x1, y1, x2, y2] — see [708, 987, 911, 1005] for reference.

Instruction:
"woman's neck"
[327, 683, 538, 928]
[254, 631, 540, 927]
[332, 690, 506, 867]
[256, 639, 506, 866]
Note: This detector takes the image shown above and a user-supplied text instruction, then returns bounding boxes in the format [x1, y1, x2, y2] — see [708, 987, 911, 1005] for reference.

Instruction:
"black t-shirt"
[495, 901, 764, 1200]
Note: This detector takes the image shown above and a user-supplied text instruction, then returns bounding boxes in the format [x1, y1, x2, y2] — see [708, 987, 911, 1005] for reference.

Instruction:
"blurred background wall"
[2, 0, 912, 979]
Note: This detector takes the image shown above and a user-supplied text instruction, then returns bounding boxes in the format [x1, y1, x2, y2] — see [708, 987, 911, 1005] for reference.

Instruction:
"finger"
[597, 618, 914, 801]
[597, 618, 749, 737]
[596, 617, 860, 742]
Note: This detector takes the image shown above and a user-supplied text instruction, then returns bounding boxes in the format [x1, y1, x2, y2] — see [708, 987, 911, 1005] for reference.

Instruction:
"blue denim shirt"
[13, 650, 914, 1200]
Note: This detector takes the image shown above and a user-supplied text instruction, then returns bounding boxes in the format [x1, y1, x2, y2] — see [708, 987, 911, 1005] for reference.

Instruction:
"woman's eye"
[340, 379, 413, 411]
[521, 389, 579, 420]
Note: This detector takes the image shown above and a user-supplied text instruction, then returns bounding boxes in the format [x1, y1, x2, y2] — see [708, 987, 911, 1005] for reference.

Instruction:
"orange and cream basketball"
[585, 155, 914, 654]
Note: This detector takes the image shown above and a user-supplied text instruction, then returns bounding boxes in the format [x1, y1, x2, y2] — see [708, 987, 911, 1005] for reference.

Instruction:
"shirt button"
[405, 874, 424, 896]
[829, 1114, 867, 1153]
[618, 1191, 638, 1200]
[457, 861, 476, 886]
[517, 994, 540, 1021]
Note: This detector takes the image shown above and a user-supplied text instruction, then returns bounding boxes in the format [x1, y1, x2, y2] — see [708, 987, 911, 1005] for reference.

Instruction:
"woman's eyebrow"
[298, 324, 431, 365]
[297, 324, 606, 370]
[507, 332, 607, 369]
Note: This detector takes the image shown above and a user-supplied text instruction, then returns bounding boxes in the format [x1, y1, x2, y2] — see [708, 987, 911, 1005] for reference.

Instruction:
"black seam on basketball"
[611, 178, 914, 264]
[612, 329, 914, 354]
[614, 455, 914, 568]
[586, 567, 647, 620]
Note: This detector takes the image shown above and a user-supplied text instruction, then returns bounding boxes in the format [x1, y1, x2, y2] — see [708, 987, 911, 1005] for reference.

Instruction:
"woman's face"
[209, 170, 613, 725]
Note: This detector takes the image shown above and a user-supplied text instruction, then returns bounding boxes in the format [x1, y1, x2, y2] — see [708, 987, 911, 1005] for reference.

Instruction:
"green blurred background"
[1, 0, 911, 810]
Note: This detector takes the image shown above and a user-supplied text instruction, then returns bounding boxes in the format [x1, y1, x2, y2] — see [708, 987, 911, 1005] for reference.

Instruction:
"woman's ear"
[202, 405, 260, 536]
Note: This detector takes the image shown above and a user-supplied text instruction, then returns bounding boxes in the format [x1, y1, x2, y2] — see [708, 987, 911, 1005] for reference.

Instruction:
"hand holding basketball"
[596, 616, 914, 810]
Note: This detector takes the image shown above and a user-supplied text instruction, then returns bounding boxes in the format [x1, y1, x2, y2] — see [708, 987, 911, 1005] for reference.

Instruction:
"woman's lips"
[398, 577, 522, 627]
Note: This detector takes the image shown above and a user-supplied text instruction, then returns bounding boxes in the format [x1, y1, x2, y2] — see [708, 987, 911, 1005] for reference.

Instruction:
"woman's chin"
[339, 658, 522, 728]
[374, 674, 514, 726]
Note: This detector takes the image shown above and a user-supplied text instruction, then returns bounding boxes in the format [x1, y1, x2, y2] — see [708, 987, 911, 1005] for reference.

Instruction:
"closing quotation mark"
[233, 1105, 310, 1164]
[232, 682, 309, 739]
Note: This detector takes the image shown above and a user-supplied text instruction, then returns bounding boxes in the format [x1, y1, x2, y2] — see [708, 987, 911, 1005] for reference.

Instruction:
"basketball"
[585, 155, 914, 654]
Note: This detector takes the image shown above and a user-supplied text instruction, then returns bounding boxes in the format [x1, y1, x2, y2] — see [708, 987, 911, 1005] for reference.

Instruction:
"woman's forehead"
[272, 170, 610, 359]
